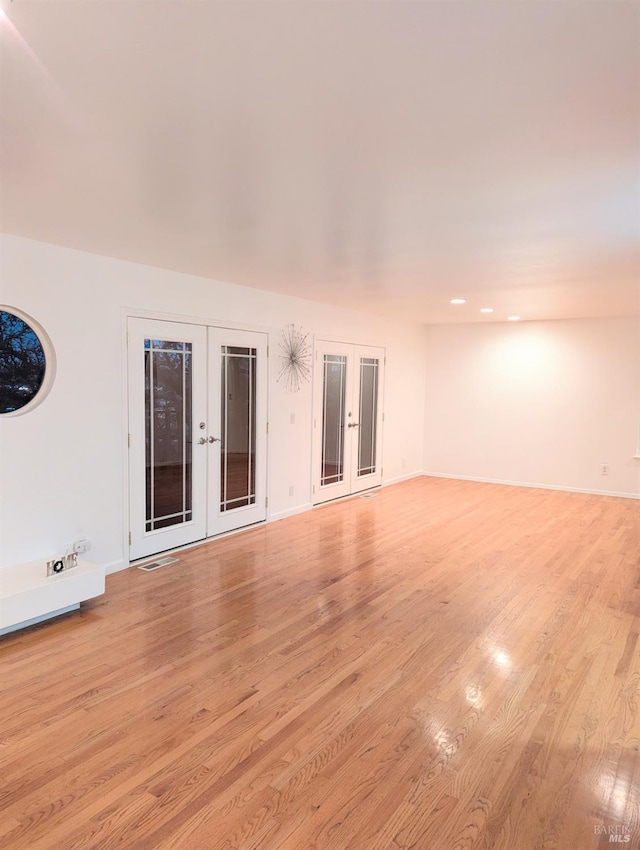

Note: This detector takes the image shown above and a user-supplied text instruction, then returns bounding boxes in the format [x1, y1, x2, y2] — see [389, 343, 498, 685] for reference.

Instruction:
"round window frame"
[0, 305, 57, 417]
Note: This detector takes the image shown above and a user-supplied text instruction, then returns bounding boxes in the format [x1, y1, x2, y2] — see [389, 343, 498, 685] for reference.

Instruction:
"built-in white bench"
[0, 559, 105, 636]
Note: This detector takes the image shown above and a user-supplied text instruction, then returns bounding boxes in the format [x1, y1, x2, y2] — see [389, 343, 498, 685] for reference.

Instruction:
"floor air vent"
[360, 492, 379, 499]
[138, 557, 179, 572]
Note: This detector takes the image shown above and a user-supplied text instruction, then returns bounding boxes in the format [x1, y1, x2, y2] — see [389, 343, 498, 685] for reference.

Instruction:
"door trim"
[122, 308, 271, 565]
[311, 338, 385, 506]
[124, 311, 270, 562]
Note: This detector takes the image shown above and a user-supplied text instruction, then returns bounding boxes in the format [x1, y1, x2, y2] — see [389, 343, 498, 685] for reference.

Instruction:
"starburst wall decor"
[276, 324, 311, 392]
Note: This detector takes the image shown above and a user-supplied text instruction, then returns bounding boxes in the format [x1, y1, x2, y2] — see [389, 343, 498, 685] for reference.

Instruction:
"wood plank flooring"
[1, 477, 639, 849]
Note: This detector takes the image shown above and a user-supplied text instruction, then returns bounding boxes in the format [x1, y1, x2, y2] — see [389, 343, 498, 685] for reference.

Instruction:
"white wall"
[3, 233, 635, 579]
[424, 317, 640, 497]
[0, 234, 427, 571]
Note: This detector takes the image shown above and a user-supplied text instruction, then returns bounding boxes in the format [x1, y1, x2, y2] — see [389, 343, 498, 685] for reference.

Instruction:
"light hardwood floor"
[1, 477, 639, 850]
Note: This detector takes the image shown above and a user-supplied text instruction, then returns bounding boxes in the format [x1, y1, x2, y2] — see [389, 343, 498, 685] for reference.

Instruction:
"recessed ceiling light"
[450, 298, 466, 305]
[508, 315, 521, 321]
[480, 307, 494, 313]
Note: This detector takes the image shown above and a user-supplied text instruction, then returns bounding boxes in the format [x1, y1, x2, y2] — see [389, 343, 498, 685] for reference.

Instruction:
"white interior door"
[207, 327, 268, 535]
[128, 318, 267, 560]
[312, 340, 384, 505]
[128, 318, 207, 560]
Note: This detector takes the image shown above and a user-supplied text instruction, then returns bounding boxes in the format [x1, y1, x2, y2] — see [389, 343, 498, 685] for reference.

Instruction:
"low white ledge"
[0, 559, 105, 636]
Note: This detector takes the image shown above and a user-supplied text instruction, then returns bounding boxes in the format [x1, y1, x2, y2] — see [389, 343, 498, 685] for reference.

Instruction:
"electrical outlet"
[601, 464, 609, 476]
[73, 537, 91, 554]
[289, 485, 294, 497]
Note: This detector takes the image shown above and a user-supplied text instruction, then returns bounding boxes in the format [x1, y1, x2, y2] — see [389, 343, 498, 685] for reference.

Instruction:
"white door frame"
[126, 315, 269, 561]
[311, 338, 385, 505]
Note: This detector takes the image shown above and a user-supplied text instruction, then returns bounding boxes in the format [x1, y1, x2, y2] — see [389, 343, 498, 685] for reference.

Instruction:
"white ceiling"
[1, 1, 639, 325]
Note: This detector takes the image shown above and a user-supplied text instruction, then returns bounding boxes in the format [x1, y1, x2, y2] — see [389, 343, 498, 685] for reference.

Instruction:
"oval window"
[0, 307, 56, 416]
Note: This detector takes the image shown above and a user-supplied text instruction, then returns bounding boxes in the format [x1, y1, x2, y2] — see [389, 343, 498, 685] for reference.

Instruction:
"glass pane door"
[312, 341, 384, 505]
[129, 319, 207, 560]
[208, 328, 268, 535]
[321, 354, 347, 486]
[350, 345, 384, 494]
[128, 320, 268, 560]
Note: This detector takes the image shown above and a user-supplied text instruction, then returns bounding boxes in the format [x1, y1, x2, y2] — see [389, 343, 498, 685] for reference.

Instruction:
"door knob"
[208, 436, 221, 443]
[198, 437, 207, 445]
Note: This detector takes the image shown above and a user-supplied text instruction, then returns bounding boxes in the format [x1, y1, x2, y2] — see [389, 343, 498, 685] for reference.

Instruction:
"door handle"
[347, 422, 360, 428]
[208, 436, 221, 443]
[198, 437, 207, 445]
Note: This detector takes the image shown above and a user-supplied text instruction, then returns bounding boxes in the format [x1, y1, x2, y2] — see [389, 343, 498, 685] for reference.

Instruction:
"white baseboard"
[269, 503, 313, 523]
[423, 472, 640, 500]
[112, 469, 633, 577]
[105, 559, 129, 575]
[383, 471, 423, 487]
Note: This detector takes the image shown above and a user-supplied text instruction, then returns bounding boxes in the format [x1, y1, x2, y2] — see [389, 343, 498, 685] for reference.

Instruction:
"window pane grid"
[357, 357, 379, 477]
[144, 339, 194, 532]
[220, 346, 257, 513]
[321, 354, 347, 487]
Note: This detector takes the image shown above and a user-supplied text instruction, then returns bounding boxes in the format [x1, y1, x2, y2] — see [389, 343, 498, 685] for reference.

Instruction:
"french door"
[128, 318, 267, 561]
[312, 340, 385, 505]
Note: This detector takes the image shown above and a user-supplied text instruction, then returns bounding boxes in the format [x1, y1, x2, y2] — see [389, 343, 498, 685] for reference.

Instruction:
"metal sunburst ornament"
[276, 324, 311, 392]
